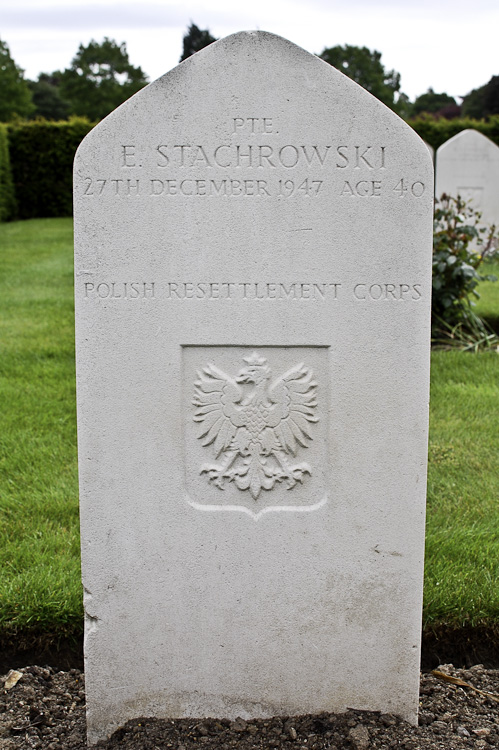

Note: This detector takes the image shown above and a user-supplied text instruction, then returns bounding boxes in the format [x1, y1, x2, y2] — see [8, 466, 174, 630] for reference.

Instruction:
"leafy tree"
[180, 23, 217, 62]
[0, 38, 34, 121]
[28, 73, 70, 121]
[461, 86, 484, 119]
[462, 76, 499, 119]
[318, 44, 403, 110]
[59, 38, 148, 121]
[393, 92, 412, 120]
[434, 103, 462, 120]
[411, 88, 457, 117]
[481, 76, 499, 116]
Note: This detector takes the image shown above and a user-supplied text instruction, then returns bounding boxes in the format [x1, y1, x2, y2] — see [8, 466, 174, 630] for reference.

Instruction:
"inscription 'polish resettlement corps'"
[82, 280, 423, 302]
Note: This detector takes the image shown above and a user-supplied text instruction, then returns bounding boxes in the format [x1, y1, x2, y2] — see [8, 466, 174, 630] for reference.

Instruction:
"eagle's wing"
[267, 363, 318, 455]
[192, 364, 246, 456]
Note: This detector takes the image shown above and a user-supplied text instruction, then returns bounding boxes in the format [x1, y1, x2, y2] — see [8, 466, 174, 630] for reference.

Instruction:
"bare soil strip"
[1, 664, 498, 749]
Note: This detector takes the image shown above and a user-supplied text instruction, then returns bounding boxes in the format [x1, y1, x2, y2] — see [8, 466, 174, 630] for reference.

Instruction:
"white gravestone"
[74, 31, 433, 745]
[435, 129, 499, 225]
[424, 141, 435, 162]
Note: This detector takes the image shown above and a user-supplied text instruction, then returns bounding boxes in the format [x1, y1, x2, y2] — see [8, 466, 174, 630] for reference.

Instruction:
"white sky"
[3, 0, 498, 102]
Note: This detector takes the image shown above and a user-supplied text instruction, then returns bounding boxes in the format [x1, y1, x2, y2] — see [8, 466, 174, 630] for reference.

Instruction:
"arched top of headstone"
[77, 30, 430, 168]
[435, 128, 499, 223]
[436, 128, 499, 158]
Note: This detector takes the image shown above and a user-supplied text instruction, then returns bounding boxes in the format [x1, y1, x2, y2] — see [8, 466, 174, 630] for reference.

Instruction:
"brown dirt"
[2, 625, 499, 676]
[0, 663, 498, 749]
[421, 626, 499, 671]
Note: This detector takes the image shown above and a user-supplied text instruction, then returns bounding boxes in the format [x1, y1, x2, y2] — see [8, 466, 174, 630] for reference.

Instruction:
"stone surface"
[2, 669, 23, 690]
[349, 724, 371, 750]
[74, 31, 433, 746]
[424, 141, 435, 162]
[435, 129, 499, 225]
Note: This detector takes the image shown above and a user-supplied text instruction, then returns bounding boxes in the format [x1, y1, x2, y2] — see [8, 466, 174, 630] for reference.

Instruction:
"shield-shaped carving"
[183, 346, 329, 519]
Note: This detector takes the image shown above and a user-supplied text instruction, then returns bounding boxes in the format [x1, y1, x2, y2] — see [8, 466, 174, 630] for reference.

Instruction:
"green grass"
[0, 218, 498, 638]
[425, 351, 499, 627]
[474, 257, 499, 331]
[0, 218, 80, 636]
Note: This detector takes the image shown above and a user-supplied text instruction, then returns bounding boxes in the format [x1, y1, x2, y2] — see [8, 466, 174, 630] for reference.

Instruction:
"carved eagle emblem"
[192, 351, 318, 500]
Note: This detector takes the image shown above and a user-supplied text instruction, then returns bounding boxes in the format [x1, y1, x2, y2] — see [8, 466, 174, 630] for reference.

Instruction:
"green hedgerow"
[7, 117, 94, 219]
[0, 123, 16, 221]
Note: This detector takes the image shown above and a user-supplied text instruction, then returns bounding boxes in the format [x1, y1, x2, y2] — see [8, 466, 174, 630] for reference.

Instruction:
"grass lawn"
[0, 218, 498, 639]
[0, 219, 80, 635]
[474, 258, 499, 331]
[425, 351, 499, 627]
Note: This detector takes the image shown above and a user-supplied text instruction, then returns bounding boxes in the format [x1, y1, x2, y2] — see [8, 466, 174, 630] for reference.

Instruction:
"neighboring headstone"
[435, 129, 499, 225]
[74, 31, 433, 746]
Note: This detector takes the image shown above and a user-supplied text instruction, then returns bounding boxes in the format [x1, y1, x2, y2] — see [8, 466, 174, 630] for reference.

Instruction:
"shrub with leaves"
[432, 194, 498, 348]
[8, 117, 93, 219]
[410, 115, 499, 151]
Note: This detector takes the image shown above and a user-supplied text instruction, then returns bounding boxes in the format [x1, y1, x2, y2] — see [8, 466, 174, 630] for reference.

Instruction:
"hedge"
[7, 118, 94, 220]
[410, 115, 499, 151]
[0, 124, 16, 222]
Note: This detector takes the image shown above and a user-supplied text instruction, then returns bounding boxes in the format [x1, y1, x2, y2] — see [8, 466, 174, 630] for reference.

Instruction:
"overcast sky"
[3, 0, 498, 102]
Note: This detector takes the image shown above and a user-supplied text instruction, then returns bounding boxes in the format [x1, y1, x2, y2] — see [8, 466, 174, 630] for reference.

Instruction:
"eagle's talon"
[200, 464, 226, 489]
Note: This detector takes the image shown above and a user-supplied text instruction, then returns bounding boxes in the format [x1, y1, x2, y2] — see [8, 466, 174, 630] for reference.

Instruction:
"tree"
[0, 39, 34, 121]
[434, 103, 462, 120]
[180, 23, 217, 62]
[393, 92, 412, 120]
[411, 88, 457, 117]
[482, 76, 499, 116]
[462, 76, 499, 119]
[318, 44, 402, 111]
[28, 73, 70, 120]
[59, 38, 148, 121]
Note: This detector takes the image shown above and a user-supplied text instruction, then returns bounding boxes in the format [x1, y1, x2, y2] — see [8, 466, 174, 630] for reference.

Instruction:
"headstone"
[74, 31, 433, 746]
[424, 140, 435, 162]
[435, 129, 499, 225]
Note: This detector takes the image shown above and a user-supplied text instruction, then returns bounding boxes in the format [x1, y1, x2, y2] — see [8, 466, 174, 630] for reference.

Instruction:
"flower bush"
[432, 194, 498, 348]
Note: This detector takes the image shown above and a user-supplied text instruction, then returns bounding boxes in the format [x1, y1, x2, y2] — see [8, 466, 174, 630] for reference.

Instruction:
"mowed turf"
[0, 219, 80, 634]
[474, 258, 499, 331]
[425, 351, 499, 627]
[0, 218, 498, 637]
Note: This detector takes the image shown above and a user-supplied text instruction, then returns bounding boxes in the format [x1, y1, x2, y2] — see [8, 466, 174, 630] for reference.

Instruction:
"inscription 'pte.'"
[233, 117, 275, 134]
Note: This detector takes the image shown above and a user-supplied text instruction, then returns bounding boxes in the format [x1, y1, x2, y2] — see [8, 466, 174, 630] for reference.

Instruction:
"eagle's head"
[236, 351, 271, 385]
